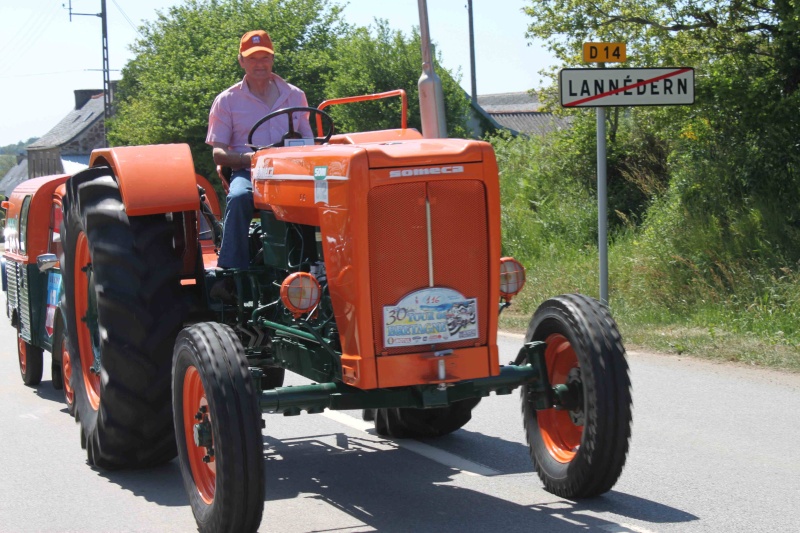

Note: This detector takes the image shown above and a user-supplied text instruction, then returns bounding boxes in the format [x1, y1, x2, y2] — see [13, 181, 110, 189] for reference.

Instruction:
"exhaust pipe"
[417, 0, 447, 138]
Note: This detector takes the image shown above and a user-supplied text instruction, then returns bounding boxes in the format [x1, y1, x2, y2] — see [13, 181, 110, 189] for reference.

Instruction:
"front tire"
[53, 323, 76, 417]
[61, 167, 186, 468]
[521, 294, 632, 498]
[173, 323, 265, 533]
[17, 326, 43, 386]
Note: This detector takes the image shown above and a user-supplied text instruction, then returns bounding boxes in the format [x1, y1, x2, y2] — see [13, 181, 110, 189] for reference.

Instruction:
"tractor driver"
[206, 30, 313, 301]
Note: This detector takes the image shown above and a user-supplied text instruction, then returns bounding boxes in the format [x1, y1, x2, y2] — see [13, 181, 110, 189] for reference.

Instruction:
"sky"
[0, 0, 557, 147]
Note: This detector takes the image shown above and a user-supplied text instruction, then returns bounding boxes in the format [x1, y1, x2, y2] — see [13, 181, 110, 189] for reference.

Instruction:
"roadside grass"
[491, 131, 800, 374]
[497, 244, 800, 373]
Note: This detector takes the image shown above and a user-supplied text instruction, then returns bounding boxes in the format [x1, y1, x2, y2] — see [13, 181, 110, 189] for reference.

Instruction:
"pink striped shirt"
[206, 75, 313, 152]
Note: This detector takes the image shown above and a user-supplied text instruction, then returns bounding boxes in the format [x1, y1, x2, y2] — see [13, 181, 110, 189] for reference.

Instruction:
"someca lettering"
[389, 165, 464, 178]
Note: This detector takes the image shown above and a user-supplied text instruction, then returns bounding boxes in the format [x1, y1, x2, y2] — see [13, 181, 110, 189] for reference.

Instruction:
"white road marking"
[598, 523, 659, 533]
[322, 410, 501, 477]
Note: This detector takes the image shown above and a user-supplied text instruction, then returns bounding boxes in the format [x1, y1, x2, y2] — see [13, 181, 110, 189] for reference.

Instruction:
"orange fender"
[89, 144, 199, 216]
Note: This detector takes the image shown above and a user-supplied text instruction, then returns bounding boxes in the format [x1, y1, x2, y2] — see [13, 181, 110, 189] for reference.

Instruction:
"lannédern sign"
[560, 67, 695, 107]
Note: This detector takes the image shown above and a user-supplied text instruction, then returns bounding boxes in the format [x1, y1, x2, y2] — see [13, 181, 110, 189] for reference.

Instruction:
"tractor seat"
[217, 165, 232, 195]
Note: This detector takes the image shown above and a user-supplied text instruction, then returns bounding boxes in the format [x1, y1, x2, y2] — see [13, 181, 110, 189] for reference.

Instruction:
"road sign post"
[562, 46, 695, 305]
[596, 98, 608, 304]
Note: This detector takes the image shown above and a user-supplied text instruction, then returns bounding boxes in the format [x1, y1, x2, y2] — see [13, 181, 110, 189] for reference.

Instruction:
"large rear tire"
[17, 326, 43, 386]
[61, 167, 186, 468]
[173, 323, 265, 533]
[521, 293, 632, 498]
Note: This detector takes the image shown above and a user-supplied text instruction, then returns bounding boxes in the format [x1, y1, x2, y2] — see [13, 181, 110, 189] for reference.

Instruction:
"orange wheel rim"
[538, 333, 583, 463]
[18, 337, 26, 373]
[74, 232, 101, 410]
[183, 366, 215, 504]
[61, 337, 74, 407]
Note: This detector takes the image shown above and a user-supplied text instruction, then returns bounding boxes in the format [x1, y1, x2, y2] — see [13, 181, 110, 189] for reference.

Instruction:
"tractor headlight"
[499, 257, 526, 301]
[280, 272, 321, 317]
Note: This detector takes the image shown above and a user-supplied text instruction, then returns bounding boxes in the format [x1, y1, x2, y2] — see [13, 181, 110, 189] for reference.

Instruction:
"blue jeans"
[217, 169, 253, 269]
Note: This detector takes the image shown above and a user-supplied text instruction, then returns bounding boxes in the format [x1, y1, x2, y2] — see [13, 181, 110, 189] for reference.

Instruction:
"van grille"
[7, 260, 31, 339]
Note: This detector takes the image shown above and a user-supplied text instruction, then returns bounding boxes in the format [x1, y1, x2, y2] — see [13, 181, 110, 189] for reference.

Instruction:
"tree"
[522, 0, 800, 291]
[0, 138, 37, 156]
[0, 155, 15, 179]
[324, 20, 471, 137]
[109, 0, 346, 179]
[109, 1, 472, 183]
[524, 0, 799, 93]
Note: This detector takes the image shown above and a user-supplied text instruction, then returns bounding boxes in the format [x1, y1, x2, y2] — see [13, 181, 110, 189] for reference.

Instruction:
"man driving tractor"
[206, 29, 313, 301]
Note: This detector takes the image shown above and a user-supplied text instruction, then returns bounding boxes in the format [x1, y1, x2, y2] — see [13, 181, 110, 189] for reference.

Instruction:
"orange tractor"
[7, 11, 630, 531]
[48, 86, 632, 532]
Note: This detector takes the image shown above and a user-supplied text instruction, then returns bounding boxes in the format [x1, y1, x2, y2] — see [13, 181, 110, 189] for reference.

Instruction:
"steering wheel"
[247, 106, 335, 149]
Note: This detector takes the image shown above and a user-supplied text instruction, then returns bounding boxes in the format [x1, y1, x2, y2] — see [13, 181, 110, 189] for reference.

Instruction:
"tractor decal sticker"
[44, 271, 61, 338]
[252, 157, 274, 181]
[383, 287, 478, 347]
[315, 181, 329, 205]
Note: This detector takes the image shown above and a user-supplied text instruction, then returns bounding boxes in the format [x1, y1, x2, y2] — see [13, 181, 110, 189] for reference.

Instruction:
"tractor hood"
[362, 138, 484, 170]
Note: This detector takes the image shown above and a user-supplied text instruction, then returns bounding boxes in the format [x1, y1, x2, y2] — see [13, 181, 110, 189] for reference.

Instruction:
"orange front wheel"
[17, 326, 43, 386]
[521, 294, 632, 499]
[56, 329, 76, 417]
[536, 333, 583, 463]
[172, 323, 264, 533]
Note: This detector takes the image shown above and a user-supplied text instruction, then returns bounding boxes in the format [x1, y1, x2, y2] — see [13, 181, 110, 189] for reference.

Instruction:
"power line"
[110, 0, 143, 37]
[0, 5, 61, 66]
[0, 68, 121, 79]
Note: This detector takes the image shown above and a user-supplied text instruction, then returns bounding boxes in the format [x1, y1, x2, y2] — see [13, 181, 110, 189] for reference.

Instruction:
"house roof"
[476, 91, 542, 113]
[489, 112, 571, 136]
[475, 91, 570, 136]
[0, 158, 29, 197]
[27, 93, 104, 150]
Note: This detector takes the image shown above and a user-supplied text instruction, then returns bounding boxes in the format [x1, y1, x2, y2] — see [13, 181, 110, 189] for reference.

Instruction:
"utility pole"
[467, 0, 477, 103]
[66, 0, 111, 147]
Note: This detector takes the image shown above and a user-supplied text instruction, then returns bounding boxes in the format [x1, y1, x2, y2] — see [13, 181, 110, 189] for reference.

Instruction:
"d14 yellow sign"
[583, 42, 626, 63]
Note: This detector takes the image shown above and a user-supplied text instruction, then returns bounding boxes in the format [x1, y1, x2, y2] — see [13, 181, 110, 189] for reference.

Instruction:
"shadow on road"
[32, 379, 63, 401]
[262, 431, 698, 532]
[95, 459, 189, 507]
[85, 423, 697, 530]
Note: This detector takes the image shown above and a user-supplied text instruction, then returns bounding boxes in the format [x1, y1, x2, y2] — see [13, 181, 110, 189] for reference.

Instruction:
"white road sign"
[560, 67, 695, 107]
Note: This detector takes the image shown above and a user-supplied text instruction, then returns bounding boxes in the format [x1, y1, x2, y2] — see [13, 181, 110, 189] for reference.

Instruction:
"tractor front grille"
[368, 179, 489, 355]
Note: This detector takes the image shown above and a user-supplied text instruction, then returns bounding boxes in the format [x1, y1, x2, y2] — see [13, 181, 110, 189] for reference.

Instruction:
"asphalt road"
[1, 316, 799, 533]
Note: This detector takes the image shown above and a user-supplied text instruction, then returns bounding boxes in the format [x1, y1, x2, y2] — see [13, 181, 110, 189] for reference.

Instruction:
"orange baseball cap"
[240, 30, 274, 57]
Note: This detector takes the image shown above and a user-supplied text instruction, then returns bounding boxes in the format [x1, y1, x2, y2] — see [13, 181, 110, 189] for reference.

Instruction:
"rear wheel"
[17, 326, 43, 386]
[53, 324, 76, 416]
[61, 167, 186, 468]
[370, 398, 481, 439]
[173, 323, 265, 533]
[521, 293, 632, 498]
